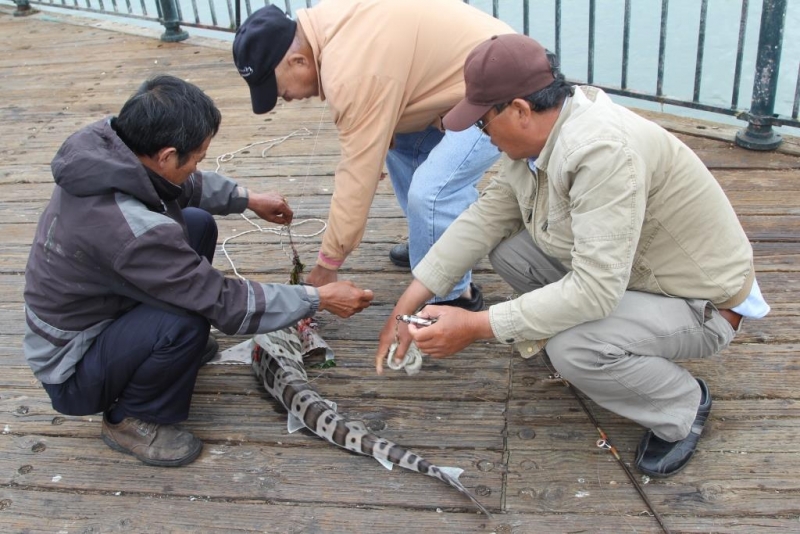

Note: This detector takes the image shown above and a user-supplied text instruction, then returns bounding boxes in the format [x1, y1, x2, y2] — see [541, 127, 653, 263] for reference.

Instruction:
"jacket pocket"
[629, 256, 676, 298]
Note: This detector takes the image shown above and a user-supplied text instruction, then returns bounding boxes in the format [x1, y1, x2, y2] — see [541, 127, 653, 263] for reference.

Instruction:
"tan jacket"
[296, 0, 513, 268]
[414, 86, 754, 357]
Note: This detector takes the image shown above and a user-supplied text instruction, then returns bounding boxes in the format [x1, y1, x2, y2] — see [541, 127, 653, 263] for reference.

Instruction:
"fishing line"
[288, 101, 331, 283]
[213, 125, 328, 280]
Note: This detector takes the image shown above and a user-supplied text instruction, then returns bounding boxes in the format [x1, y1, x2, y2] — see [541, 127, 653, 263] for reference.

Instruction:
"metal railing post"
[157, 0, 189, 42]
[13, 0, 38, 16]
[735, 0, 786, 150]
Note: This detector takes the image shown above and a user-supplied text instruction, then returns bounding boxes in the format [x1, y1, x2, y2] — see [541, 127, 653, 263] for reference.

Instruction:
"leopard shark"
[250, 328, 492, 518]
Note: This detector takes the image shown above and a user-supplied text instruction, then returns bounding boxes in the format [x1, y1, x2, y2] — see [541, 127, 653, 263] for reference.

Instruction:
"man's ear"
[155, 146, 178, 167]
[511, 98, 532, 127]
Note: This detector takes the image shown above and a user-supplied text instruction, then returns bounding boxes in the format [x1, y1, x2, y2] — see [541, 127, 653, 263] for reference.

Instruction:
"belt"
[719, 308, 742, 330]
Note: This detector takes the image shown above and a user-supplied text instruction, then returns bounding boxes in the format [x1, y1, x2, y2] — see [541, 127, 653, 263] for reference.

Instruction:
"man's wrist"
[316, 251, 344, 270]
[470, 310, 495, 341]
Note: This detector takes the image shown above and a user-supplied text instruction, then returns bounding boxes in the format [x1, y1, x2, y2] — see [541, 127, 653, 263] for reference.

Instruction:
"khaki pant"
[489, 231, 736, 441]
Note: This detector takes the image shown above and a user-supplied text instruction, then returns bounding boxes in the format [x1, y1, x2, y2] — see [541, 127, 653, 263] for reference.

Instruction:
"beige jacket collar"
[533, 86, 599, 173]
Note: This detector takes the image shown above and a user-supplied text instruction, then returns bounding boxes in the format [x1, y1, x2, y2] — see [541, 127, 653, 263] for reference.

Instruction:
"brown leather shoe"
[102, 414, 202, 467]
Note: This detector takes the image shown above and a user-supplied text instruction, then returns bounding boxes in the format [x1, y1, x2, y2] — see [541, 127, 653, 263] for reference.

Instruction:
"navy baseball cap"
[233, 5, 297, 114]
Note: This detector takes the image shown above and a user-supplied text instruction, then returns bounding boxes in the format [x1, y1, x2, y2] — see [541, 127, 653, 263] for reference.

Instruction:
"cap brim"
[443, 98, 494, 131]
[249, 72, 279, 115]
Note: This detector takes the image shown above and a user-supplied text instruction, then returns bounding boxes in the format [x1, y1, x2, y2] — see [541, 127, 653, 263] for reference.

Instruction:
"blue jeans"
[386, 125, 500, 301]
[42, 208, 217, 424]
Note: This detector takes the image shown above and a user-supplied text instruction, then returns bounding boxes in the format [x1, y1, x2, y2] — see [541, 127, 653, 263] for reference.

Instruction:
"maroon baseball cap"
[444, 34, 555, 131]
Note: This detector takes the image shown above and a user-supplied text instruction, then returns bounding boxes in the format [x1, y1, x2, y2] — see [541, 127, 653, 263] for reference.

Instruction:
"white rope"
[386, 341, 423, 376]
[221, 219, 326, 281]
[213, 127, 328, 280]
[213, 128, 313, 170]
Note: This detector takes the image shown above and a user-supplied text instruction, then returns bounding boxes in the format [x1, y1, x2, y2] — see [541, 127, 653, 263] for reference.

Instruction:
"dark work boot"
[102, 414, 203, 467]
[389, 243, 411, 268]
[635, 378, 712, 477]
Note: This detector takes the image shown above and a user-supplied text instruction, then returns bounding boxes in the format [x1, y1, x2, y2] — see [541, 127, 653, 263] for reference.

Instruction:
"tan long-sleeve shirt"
[296, 0, 513, 269]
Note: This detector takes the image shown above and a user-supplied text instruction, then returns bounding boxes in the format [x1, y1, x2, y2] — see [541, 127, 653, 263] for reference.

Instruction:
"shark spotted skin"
[251, 330, 492, 518]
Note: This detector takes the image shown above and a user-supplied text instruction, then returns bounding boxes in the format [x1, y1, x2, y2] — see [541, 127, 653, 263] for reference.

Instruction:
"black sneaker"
[389, 243, 410, 268]
[635, 378, 712, 477]
[436, 283, 485, 312]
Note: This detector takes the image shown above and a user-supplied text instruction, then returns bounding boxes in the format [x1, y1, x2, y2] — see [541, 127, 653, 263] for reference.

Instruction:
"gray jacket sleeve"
[113, 217, 319, 335]
[180, 171, 249, 215]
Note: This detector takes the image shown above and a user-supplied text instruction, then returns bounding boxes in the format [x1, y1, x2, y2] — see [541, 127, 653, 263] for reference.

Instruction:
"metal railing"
[9, 0, 799, 150]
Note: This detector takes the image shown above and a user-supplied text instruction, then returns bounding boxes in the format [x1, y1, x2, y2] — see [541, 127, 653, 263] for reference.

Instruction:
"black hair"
[112, 75, 221, 166]
[521, 50, 574, 112]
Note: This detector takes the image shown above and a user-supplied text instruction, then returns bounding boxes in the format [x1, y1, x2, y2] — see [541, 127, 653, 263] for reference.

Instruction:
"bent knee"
[545, 328, 614, 379]
[405, 184, 435, 216]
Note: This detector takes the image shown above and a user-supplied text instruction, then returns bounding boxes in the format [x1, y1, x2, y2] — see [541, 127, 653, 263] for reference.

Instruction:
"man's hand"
[374, 279, 435, 374]
[375, 312, 414, 375]
[406, 306, 493, 358]
[317, 280, 373, 317]
[247, 192, 293, 225]
[307, 264, 338, 287]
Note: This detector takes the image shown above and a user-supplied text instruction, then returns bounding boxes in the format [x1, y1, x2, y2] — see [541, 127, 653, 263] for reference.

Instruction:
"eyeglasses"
[475, 102, 511, 131]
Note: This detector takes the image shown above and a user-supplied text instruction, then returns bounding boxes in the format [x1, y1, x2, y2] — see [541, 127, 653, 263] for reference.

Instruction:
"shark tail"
[437, 466, 493, 519]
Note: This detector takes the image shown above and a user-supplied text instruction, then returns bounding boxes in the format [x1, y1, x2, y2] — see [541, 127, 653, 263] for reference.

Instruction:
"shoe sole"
[102, 434, 202, 467]
[389, 257, 410, 268]
[636, 452, 694, 478]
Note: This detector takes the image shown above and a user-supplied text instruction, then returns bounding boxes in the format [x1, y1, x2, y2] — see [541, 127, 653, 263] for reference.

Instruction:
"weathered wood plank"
[3, 240, 800, 275]
[510, 344, 800, 401]
[3, 387, 796, 453]
[1, 341, 798, 400]
[2, 185, 798, 227]
[504, 398, 800, 451]
[3, 343, 798, 401]
[9, 487, 793, 534]
[161, 212, 800, 245]
[1, 389, 508, 449]
[637, 108, 800, 157]
[0, 433, 503, 511]
[504, 449, 800, 516]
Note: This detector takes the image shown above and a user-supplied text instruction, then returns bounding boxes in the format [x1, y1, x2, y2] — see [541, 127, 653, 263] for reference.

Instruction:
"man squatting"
[23, 76, 373, 467]
[378, 34, 770, 477]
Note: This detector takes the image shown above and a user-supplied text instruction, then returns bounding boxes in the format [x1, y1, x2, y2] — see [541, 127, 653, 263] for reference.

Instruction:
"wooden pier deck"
[1, 8, 799, 533]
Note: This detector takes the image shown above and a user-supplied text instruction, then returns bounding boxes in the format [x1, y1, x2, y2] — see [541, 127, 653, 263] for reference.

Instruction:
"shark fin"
[376, 457, 394, 471]
[438, 466, 464, 481]
[287, 414, 305, 433]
